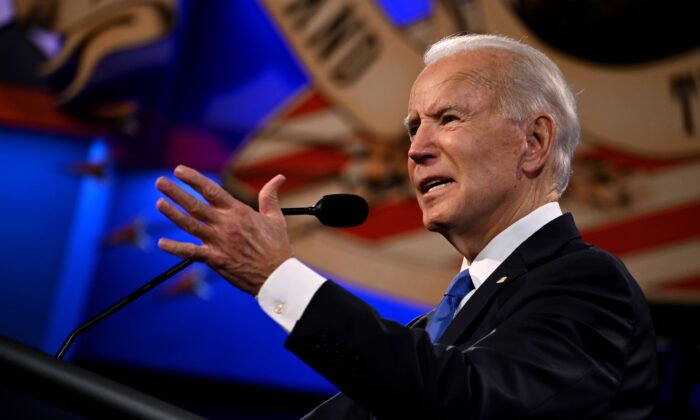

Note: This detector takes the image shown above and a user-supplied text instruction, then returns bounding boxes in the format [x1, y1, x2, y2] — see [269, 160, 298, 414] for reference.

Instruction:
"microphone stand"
[55, 194, 368, 359]
[55, 258, 194, 359]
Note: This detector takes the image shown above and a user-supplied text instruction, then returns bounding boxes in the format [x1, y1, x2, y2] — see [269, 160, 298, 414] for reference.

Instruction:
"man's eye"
[441, 115, 459, 124]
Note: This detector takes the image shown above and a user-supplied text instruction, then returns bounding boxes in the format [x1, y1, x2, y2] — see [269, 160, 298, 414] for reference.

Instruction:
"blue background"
[0, 0, 432, 395]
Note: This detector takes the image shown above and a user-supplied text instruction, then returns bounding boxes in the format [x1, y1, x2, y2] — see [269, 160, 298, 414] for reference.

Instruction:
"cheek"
[407, 161, 417, 187]
[458, 149, 513, 193]
[479, 133, 523, 172]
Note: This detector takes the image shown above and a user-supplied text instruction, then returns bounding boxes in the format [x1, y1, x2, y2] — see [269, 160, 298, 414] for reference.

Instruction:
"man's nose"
[408, 125, 436, 164]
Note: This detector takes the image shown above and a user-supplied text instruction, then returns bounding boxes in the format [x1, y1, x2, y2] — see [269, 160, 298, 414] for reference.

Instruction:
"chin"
[422, 213, 451, 234]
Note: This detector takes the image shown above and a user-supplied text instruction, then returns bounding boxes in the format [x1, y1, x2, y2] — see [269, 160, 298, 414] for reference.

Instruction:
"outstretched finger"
[258, 174, 286, 220]
[158, 237, 206, 260]
[156, 176, 217, 223]
[157, 197, 214, 239]
[174, 165, 235, 208]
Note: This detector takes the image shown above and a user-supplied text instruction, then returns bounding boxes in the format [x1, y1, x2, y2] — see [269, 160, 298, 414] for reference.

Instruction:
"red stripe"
[341, 198, 424, 241]
[285, 92, 329, 119]
[659, 274, 700, 292]
[576, 145, 689, 172]
[581, 201, 700, 256]
[0, 85, 99, 137]
[235, 147, 350, 192]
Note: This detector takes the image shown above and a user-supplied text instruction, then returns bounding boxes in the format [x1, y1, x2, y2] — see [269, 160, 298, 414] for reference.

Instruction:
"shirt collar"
[460, 202, 562, 290]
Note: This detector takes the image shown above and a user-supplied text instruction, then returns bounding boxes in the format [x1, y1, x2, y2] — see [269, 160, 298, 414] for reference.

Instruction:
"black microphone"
[55, 194, 369, 359]
[282, 194, 369, 227]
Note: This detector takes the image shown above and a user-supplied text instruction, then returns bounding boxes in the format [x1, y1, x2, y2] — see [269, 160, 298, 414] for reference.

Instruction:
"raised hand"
[155, 165, 292, 295]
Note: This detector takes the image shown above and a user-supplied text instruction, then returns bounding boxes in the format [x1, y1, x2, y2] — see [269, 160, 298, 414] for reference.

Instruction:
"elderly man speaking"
[155, 34, 657, 419]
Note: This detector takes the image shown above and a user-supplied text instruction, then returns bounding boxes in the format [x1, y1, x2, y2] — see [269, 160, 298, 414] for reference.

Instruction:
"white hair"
[424, 34, 580, 196]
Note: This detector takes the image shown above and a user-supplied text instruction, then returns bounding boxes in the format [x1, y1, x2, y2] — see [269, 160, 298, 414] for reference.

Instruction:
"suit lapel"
[437, 213, 581, 345]
[438, 256, 526, 344]
[407, 311, 432, 329]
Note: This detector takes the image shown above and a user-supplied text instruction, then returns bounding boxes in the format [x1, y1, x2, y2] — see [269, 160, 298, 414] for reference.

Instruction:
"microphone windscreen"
[316, 194, 369, 227]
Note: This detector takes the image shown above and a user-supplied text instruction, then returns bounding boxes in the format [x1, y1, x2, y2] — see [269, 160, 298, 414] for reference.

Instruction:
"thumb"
[258, 174, 286, 219]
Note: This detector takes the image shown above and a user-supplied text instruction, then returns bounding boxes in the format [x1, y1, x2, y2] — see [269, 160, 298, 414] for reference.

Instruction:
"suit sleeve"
[285, 249, 655, 419]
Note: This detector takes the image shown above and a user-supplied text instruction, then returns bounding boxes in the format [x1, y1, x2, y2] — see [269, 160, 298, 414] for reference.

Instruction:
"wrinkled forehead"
[408, 55, 507, 114]
[410, 50, 508, 100]
[449, 68, 501, 95]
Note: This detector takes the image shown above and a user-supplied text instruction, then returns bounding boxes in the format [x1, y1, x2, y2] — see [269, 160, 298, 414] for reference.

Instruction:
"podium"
[0, 335, 202, 419]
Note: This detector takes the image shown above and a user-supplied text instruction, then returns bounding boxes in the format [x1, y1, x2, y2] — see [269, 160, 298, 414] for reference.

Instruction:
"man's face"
[406, 51, 527, 240]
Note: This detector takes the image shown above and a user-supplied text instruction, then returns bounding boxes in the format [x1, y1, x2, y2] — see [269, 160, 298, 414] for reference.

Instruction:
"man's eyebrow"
[425, 104, 465, 120]
[432, 104, 462, 116]
[404, 104, 465, 129]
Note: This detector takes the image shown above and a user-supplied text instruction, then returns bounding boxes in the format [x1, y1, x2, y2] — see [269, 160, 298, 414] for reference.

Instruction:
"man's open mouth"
[420, 178, 455, 194]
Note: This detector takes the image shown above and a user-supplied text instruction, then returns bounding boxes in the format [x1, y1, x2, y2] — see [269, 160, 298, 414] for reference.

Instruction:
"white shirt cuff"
[257, 257, 326, 333]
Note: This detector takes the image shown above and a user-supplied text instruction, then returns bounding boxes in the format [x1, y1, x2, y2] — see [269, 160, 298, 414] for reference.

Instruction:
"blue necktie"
[427, 269, 474, 342]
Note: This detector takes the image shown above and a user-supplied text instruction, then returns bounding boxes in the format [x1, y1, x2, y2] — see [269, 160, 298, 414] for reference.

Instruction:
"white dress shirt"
[257, 202, 563, 333]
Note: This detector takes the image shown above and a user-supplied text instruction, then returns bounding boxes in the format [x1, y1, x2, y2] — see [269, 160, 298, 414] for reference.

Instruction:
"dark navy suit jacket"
[286, 214, 657, 419]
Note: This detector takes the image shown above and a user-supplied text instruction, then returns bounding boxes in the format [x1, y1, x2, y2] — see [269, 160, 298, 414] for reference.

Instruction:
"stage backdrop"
[232, 0, 700, 304]
[0, 0, 699, 403]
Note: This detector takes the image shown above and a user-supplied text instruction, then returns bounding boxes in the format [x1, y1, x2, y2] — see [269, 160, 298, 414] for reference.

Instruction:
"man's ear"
[520, 114, 555, 178]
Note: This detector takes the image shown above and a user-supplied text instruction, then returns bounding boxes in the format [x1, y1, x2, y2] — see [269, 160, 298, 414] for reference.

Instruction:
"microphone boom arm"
[281, 207, 316, 216]
[55, 258, 195, 359]
[55, 194, 368, 359]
